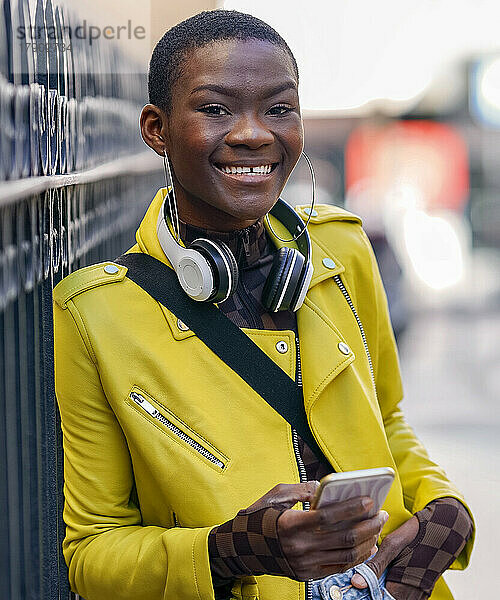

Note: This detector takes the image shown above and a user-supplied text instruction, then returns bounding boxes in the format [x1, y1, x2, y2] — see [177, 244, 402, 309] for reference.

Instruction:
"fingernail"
[362, 497, 373, 509]
[381, 510, 389, 523]
[351, 574, 367, 588]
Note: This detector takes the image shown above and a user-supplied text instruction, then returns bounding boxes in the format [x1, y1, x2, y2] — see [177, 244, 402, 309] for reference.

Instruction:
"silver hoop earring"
[265, 150, 316, 244]
[162, 149, 181, 243]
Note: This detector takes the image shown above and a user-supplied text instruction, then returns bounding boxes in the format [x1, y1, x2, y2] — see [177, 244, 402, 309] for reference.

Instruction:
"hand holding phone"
[277, 487, 390, 581]
[310, 467, 395, 516]
[276, 468, 394, 580]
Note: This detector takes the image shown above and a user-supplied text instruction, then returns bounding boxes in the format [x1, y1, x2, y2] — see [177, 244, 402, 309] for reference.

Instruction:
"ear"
[140, 104, 169, 156]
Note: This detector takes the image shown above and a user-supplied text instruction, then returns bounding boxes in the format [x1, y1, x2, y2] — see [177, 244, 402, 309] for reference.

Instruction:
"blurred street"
[398, 255, 499, 599]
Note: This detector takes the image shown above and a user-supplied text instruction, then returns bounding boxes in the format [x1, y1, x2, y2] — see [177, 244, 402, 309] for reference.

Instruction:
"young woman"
[53, 10, 474, 600]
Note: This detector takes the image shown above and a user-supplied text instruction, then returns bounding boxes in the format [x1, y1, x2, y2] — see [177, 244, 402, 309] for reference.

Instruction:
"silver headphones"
[157, 145, 315, 311]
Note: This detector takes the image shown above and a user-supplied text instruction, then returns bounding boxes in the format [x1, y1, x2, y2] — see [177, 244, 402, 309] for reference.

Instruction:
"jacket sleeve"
[54, 298, 217, 600]
[356, 229, 476, 572]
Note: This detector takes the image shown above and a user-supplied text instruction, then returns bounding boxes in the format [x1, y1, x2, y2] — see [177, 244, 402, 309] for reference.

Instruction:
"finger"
[351, 515, 418, 589]
[246, 481, 320, 512]
[308, 501, 388, 536]
[265, 481, 320, 506]
[351, 573, 368, 589]
[312, 534, 380, 575]
[306, 496, 375, 531]
[313, 511, 388, 551]
[350, 531, 400, 587]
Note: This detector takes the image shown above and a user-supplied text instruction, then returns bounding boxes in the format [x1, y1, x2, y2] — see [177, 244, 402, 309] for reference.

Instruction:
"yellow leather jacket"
[53, 188, 475, 600]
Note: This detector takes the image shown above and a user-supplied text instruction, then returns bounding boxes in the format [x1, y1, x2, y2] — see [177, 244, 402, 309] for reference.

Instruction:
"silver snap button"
[322, 257, 336, 269]
[338, 342, 350, 355]
[304, 207, 318, 217]
[276, 340, 288, 353]
[177, 318, 189, 332]
[104, 264, 119, 274]
[329, 586, 343, 600]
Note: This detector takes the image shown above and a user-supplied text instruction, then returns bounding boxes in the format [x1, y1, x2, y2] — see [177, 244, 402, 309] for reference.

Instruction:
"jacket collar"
[135, 188, 172, 266]
[308, 235, 345, 285]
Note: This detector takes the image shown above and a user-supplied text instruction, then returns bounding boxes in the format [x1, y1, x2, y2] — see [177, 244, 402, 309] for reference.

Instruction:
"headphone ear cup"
[215, 240, 239, 299]
[263, 248, 307, 312]
[279, 249, 305, 311]
[189, 238, 239, 303]
[262, 247, 295, 312]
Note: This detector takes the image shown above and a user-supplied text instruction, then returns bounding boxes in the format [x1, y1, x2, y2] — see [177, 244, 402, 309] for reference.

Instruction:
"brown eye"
[198, 104, 230, 116]
[267, 104, 293, 116]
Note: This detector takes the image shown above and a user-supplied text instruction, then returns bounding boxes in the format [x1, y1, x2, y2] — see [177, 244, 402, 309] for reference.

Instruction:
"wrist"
[208, 506, 294, 579]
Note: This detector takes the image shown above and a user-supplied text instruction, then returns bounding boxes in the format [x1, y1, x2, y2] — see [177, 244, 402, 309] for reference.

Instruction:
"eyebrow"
[190, 81, 297, 99]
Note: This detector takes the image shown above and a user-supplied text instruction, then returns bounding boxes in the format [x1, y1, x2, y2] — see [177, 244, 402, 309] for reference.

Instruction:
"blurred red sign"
[345, 120, 469, 211]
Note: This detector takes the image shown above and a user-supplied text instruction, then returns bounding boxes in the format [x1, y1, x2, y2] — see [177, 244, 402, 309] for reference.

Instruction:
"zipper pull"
[241, 228, 251, 261]
[130, 392, 159, 417]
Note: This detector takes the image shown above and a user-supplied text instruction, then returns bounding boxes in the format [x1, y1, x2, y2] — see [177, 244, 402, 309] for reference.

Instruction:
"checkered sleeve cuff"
[386, 497, 474, 596]
[208, 505, 296, 584]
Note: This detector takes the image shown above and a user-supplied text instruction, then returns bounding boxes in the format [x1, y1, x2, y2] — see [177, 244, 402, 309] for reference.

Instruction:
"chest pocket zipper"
[128, 390, 227, 471]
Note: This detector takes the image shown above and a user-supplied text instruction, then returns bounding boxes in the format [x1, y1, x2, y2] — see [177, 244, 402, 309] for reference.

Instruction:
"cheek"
[170, 116, 216, 159]
[169, 131, 216, 185]
[281, 123, 304, 159]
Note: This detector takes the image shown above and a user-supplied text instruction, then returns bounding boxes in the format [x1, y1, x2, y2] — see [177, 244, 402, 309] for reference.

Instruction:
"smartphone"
[310, 467, 395, 516]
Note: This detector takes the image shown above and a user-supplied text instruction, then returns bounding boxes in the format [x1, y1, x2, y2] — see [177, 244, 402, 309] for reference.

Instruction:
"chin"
[221, 194, 280, 222]
[222, 204, 272, 225]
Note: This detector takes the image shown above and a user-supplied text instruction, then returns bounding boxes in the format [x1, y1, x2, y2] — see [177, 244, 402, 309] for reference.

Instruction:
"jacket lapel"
[297, 296, 354, 412]
[297, 236, 396, 473]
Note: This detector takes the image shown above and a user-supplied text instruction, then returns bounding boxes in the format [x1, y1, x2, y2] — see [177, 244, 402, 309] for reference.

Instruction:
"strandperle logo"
[17, 19, 146, 45]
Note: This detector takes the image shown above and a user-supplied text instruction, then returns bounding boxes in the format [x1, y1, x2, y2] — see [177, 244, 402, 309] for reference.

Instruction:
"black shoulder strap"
[115, 252, 323, 460]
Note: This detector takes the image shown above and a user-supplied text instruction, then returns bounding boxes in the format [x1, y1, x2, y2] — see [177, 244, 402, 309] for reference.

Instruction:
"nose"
[225, 112, 274, 149]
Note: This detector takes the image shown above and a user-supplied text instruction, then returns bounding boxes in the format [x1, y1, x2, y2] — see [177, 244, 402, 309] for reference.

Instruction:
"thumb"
[245, 481, 320, 512]
[351, 513, 420, 588]
[351, 528, 395, 589]
[350, 551, 386, 589]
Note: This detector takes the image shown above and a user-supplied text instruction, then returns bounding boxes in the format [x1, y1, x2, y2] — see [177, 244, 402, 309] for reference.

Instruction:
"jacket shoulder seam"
[66, 299, 98, 364]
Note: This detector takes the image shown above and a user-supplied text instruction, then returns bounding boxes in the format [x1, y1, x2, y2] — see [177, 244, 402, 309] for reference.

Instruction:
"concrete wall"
[150, 0, 219, 50]
[61, 0, 218, 67]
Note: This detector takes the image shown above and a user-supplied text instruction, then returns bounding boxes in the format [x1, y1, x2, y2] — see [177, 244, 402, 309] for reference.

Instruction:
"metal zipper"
[291, 427, 312, 600]
[293, 336, 312, 600]
[295, 335, 303, 387]
[130, 391, 225, 470]
[231, 228, 260, 328]
[333, 274, 376, 394]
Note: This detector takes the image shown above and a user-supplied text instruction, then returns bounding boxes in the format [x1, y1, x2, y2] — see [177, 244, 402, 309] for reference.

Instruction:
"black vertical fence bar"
[0, 0, 164, 597]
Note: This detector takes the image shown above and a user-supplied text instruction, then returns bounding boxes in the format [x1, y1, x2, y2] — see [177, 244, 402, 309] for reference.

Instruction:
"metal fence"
[0, 0, 163, 598]
[1, 0, 146, 180]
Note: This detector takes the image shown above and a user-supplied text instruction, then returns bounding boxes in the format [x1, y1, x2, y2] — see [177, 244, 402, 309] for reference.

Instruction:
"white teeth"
[219, 164, 273, 175]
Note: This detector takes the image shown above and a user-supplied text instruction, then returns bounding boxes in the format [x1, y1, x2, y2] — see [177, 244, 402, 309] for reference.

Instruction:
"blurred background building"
[0, 0, 498, 598]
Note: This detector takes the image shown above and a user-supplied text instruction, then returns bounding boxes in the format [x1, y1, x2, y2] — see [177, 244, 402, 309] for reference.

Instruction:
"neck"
[178, 217, 271, 269]
[177, 198, 259, 232]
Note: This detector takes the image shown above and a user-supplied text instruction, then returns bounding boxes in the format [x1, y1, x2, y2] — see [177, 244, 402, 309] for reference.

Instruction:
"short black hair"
[148, 9, 299, 113]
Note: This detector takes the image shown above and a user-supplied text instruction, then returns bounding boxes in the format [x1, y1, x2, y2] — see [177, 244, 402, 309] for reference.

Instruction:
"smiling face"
[161, 38, 303, 230]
